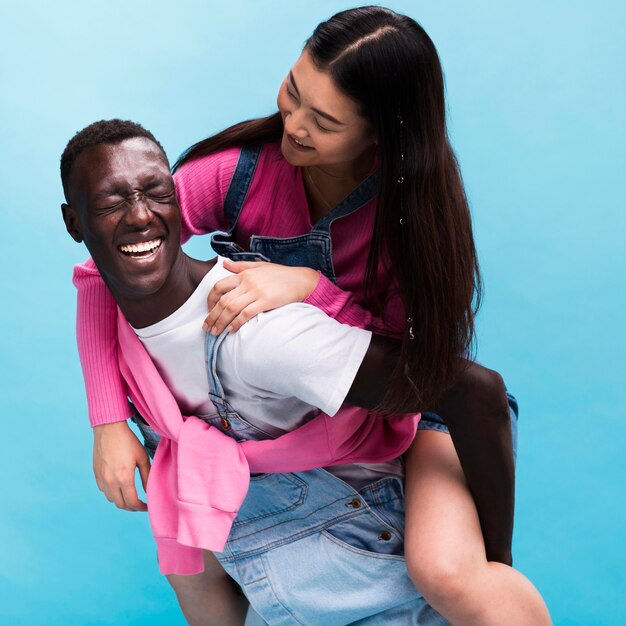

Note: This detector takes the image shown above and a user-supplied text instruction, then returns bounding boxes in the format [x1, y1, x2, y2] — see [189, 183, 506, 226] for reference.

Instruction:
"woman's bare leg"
[166, 550, 248, 626]
[404, 430, 551, 626]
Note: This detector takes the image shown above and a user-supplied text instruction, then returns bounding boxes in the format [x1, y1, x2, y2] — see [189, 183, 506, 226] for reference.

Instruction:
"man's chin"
[105, 263, 169, 302]
[116, 279, 167, 302]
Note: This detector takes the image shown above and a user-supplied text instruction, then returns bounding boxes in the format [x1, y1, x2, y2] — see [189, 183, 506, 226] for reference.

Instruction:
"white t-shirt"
[133, 257, 403, 486]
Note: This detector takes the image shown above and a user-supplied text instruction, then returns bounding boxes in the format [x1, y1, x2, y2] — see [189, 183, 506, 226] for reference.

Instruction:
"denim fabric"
[131, 413, 159, 459]
[221, 468, 447, 625]
[210, 144, 379, 282]
[135, 329, 447, 624]
[246, 603, 447, 626]
[201, 329, 445, 625]
[209, 143, 521, 446]
[418, 392, 519, 462]
[131, 147, 506, 622]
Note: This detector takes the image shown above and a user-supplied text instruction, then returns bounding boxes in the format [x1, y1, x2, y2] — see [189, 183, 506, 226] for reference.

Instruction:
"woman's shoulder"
[174, 141, 288, 184]
[174, 145, 242, 184]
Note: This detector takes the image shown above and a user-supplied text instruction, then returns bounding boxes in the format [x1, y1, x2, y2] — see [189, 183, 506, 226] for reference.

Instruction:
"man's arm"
[346, 335, 515, 565]
[235, 307, 515, 564]
[428, 366, 515, 565]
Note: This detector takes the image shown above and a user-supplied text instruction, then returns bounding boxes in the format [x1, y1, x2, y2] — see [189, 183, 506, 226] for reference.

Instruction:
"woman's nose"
[283, 108, 308, 138]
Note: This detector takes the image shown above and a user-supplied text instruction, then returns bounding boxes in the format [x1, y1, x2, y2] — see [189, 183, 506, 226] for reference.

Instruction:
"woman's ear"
[61, 203, 83, 243]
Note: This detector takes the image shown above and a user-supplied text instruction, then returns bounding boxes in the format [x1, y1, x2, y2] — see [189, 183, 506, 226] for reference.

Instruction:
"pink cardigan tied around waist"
[116, 308, 418, 575]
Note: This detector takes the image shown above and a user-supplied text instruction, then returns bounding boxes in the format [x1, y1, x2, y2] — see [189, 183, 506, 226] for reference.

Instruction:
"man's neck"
[113, 254, 217, 328]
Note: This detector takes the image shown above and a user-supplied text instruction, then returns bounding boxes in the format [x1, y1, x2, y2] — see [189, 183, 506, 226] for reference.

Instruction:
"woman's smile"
[286, 134, 314, 151]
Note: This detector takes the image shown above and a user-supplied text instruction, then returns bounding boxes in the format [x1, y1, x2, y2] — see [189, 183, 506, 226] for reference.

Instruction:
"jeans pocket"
[321, 529, 405, 561]
[322, 510, 405, 559]
[261, 533, 414, 626]
[131, 416, 161, 459]
[233, 473, 308, 527]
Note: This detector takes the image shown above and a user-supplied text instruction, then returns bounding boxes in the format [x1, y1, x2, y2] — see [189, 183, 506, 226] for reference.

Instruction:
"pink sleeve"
[174, 147, 240, 244]
[73, 259, 132, 426]
[304, 274, 404, 335]
[73, 148, 241, 426]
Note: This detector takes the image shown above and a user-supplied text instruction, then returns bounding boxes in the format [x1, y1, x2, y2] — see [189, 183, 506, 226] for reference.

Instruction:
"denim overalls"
[134, 144, 517, 624]
[135, 330, 449, 625]
[210, 144, 379, 282]
[209, 144, 519, 454]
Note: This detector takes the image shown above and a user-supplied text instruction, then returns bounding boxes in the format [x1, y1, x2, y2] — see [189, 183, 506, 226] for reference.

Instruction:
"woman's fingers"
[207, 262, 274, 311]
[226, 302, 267, 333]
[98, 467, 147, 511]
[206, 275, 241, 311]
[120, 483, 148, 512]
[204, 263, 320, 334]
[222, 259, 268, 273]
[204, 290, 257, 335]
[92, 421, 150, 512]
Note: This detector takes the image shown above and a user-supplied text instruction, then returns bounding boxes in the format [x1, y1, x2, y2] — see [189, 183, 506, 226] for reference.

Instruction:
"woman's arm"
[74, 149, 236, 423]
[174, 147, 237, 244]
[73, 148, 239, 510]
[73, 259, 133, 426]
[204, 261, 397, 335]
[74, 261, 153, 511]
[304, 272, 402, 334]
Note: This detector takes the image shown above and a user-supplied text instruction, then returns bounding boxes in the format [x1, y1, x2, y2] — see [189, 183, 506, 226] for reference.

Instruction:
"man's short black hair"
[60, 119, 167, 201]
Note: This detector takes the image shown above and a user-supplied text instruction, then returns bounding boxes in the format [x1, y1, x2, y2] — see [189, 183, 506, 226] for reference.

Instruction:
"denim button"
[348, 498, 362, 509]
[379, 531, 392, 541]
[221, 417, 230, 430]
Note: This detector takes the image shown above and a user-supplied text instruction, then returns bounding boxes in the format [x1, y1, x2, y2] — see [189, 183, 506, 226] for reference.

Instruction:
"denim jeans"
[132, 329, 452, 624]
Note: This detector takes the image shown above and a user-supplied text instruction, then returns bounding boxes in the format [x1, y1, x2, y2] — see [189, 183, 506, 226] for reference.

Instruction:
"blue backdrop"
[0, 1, 624, 624]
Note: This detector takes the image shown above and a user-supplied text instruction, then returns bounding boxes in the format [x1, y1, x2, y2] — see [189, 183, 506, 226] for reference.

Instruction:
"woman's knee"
[407, 548, 477, 609]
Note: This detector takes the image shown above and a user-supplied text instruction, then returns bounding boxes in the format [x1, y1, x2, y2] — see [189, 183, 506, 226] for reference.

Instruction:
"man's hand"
[93, 421, 151, 511]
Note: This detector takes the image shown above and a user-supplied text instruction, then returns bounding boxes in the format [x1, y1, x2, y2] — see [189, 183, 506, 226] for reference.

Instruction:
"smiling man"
[60, 120, 441, 625]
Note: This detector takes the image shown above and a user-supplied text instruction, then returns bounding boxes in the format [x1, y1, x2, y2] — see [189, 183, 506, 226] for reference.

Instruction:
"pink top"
[117, 308, 416, 575]
[73, 142, 405, 426]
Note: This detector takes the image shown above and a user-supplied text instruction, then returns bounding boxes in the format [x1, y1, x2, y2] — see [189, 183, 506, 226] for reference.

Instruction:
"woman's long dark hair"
[174, 6, 481, 413]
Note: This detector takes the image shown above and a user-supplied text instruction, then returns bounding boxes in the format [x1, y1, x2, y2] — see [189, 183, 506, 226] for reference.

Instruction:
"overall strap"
[312, 170, 379, 234]
[204, 330, 231, 414]
[223, 143, 263, 233]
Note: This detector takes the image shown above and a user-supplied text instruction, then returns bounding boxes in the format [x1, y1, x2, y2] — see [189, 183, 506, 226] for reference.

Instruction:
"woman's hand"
[93, 421, 151, 512]
[203, 259, 320, 335]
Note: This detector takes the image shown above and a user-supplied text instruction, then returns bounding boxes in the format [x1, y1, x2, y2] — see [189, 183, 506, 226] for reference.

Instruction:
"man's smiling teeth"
[119, 238, 162, 255]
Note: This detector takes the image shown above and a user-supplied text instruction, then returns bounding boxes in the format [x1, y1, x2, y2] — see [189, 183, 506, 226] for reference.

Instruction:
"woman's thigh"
[404, 430, 486, 593]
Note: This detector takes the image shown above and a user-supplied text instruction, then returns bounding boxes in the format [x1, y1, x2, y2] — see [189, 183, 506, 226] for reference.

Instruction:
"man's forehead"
[81, 138, 167, 168]
[72, 138, 169, 191]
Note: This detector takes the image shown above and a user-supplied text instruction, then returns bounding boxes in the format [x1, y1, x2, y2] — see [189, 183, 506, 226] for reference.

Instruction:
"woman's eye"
[286, 86, 298, 101]
[314, 119, 331, 132]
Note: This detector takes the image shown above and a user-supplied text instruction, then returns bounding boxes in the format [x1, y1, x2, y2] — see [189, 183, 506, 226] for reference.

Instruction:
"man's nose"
[124, 195, 153, 227]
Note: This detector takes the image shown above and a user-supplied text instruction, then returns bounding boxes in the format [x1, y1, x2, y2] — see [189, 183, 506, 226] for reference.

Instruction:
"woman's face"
[277, 51, 375, 169]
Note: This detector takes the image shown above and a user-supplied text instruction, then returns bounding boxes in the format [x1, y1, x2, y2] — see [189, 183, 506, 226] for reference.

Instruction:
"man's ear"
[61, 203, 83, 243]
